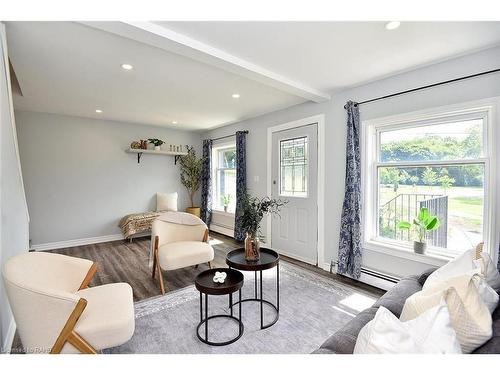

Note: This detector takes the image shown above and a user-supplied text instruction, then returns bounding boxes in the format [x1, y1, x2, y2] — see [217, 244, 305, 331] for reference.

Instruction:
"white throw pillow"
[354, 304, 461, 354]
[423, 272, 498, 314]
[401, 274, 493, 353]
[424, 248, 500, 291]
[156, 192, 178, 212]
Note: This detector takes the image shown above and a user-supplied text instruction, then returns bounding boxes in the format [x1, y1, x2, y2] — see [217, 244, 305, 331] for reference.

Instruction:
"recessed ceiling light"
[172, 121, 178, 124]
[121, 63, 133, 70]
[95, 109, 103, 113]
[232, 93, 240, 99]
[385, 21, 401, 30]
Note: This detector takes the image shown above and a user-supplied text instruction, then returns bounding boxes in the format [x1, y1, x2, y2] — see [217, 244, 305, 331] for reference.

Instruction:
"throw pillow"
[354, 303, 461, 354]
[400, 275, 493, 353]
[156, 192, 178, 212]
[424, 248, 500, 291]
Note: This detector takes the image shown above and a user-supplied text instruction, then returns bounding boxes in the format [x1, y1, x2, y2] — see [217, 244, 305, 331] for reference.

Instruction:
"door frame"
[266, 114, 325, 268]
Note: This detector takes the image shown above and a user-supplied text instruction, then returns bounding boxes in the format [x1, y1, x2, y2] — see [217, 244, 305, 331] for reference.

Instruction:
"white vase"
[154, 146, 161, 151]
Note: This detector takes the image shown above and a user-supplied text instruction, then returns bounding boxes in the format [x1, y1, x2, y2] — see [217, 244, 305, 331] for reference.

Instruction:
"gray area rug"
[106, 263, 379, 354]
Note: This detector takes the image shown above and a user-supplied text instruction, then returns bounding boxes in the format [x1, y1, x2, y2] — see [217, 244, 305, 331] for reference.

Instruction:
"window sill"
[212, 210, 235, 218]
[363, 238, 452, 267]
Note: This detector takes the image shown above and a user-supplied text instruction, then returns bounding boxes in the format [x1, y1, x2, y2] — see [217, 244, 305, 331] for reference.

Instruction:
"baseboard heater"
[330, 260, 400, 284]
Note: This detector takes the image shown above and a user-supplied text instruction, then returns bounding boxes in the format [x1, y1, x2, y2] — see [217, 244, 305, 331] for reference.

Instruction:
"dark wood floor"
[44, 232, 383, 301]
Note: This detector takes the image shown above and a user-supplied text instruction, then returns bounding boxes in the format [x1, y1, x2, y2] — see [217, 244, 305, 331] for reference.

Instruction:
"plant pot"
[224, 206, 228, 213]
[413, 241, 426, 254]
[154, 145, 161, 151]
[244, 232, 260, 262]
[186, 207, 201, 218]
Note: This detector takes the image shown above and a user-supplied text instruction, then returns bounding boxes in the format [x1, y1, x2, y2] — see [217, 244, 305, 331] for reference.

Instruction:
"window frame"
[362, 100, 497, 262]
[278, 135, 309, 198]
[211, 141, 237, 214]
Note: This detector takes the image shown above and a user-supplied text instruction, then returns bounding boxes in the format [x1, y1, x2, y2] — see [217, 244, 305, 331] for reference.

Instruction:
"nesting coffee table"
[226, 248, 280, 329]
[195, 268, 244, 346]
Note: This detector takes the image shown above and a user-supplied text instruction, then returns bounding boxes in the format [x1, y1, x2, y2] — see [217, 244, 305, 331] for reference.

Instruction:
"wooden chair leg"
[66, 331, 97, 354]
[208, 261, 213, 269]
[78, 263, 97, 290]
[157, 263, 166, 295]
[51, 298, 97, 354]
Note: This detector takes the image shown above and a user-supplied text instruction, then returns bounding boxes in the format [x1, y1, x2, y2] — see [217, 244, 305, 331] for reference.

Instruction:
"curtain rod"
[346, 68, 500, 108]
[210, 130, 249, 142]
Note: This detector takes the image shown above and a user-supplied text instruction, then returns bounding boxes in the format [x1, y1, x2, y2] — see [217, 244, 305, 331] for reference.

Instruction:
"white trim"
[2, 318, 16, 354]
[80, 21, 330, 103]
[266, 114, 326, 268]
[30, 233, 149, 251]
[210, 224, 234, 238]
[361, 97, 500, 262]
[358, 273, 397, 291]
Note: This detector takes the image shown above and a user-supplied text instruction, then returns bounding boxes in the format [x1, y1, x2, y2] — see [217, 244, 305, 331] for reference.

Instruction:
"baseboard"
[329, 261, 397, 291]
[2, 317, 16, 354]
[31, 233, 148, 251]
[210, 224, 234, 238]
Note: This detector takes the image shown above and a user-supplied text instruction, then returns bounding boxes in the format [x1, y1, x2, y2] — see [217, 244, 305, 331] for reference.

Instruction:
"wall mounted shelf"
[126, 148, 188, 164]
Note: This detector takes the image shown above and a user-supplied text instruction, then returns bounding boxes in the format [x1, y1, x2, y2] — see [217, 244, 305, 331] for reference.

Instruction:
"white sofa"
[2, 252, 135, 354]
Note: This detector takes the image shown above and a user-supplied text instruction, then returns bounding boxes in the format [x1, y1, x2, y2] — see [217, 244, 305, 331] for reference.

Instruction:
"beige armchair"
[151, 218, 214, 295]
[2, 252, 134, 354]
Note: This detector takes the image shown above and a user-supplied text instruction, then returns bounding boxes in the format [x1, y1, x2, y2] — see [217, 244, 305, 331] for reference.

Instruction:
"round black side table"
[194, 268, 244, 346]
[226, 248, 279, 329]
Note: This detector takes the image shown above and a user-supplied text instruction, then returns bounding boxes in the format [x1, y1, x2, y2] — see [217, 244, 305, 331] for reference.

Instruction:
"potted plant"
[223, 194, 232, 212]
[148, 138, 164, 151]
[398, 207, 441, 254]
[178, 146, 204, 218]
[240, 194, 287, 261]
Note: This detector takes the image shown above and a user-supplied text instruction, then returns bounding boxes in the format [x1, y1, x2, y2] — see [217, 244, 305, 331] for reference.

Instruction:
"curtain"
[234, 131, 247, 241]
[337, 101, 363, 279]
[201, 139, 213, 225]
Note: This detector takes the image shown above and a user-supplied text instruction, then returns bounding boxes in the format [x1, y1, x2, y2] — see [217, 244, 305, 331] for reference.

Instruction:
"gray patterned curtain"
[201, 139, 213, 225]
[234, 131, 247, 241]
[338, 101, 363, 279]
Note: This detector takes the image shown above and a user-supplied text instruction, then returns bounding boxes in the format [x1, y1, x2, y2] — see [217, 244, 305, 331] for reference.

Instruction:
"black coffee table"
[226, 248, 279, 329]
[194, 268, 244, 346]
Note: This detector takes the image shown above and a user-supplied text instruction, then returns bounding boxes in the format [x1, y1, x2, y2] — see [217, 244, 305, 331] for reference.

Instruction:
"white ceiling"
[160, 21, 500, 92]
[7, 21, 500, 130]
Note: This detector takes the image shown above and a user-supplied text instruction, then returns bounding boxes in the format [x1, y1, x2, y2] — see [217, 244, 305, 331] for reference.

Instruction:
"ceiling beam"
[78, 21, 331, 103]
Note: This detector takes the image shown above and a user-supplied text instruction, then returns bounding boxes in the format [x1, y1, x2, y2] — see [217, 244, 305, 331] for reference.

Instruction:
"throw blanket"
[157, 211, 206, 226]
[119, 211, 166, 239]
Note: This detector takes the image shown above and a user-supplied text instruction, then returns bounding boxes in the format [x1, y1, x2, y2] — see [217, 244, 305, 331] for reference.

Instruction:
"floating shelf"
[126, 148, 188, 164]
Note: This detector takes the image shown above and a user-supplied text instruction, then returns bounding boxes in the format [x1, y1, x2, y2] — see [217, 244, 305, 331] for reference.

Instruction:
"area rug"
[105, 263, 380, 354]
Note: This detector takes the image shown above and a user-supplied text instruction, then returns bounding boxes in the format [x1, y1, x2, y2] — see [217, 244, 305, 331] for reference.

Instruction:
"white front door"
[271, 123, 318, 265]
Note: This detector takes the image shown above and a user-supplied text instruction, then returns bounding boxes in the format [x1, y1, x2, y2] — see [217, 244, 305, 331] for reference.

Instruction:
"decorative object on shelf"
[178, 146, 205, 218]
[223, 194, 232, 212]
[212, 271, 227, 284]
[240, 194, 287, 261]
[140, 140, 148, 150]
[148, 138, 165, 151]
[398, 207, 441, 254]
[130, 141, 141, 149]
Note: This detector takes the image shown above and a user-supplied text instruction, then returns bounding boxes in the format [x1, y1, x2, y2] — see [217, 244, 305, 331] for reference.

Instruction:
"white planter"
[154, 146, 161, 151]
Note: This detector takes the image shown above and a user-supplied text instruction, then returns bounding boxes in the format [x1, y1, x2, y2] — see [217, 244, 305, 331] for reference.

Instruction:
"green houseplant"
[222, 194, 232, 212]
[178, 146, 204, 217]
[240, 194, 287, 261]
[398, 207, 441, 254]
[148, 138, 164, 151]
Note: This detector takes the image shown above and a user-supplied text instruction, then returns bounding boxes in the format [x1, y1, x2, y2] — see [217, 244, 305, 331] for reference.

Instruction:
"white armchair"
[2, 252, 135, 354]
[151, 217, 214, 295]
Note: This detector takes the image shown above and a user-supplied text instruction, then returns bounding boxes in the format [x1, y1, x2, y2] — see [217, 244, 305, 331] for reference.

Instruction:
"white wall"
[0, 23, 30, 353]
[203, 45, 500, 279]
[16, 111, 202, 246]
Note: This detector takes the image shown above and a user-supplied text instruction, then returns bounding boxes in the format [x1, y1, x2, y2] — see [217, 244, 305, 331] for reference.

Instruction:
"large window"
[212, 144, 236, 213]
[364, 105, 493, 259]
